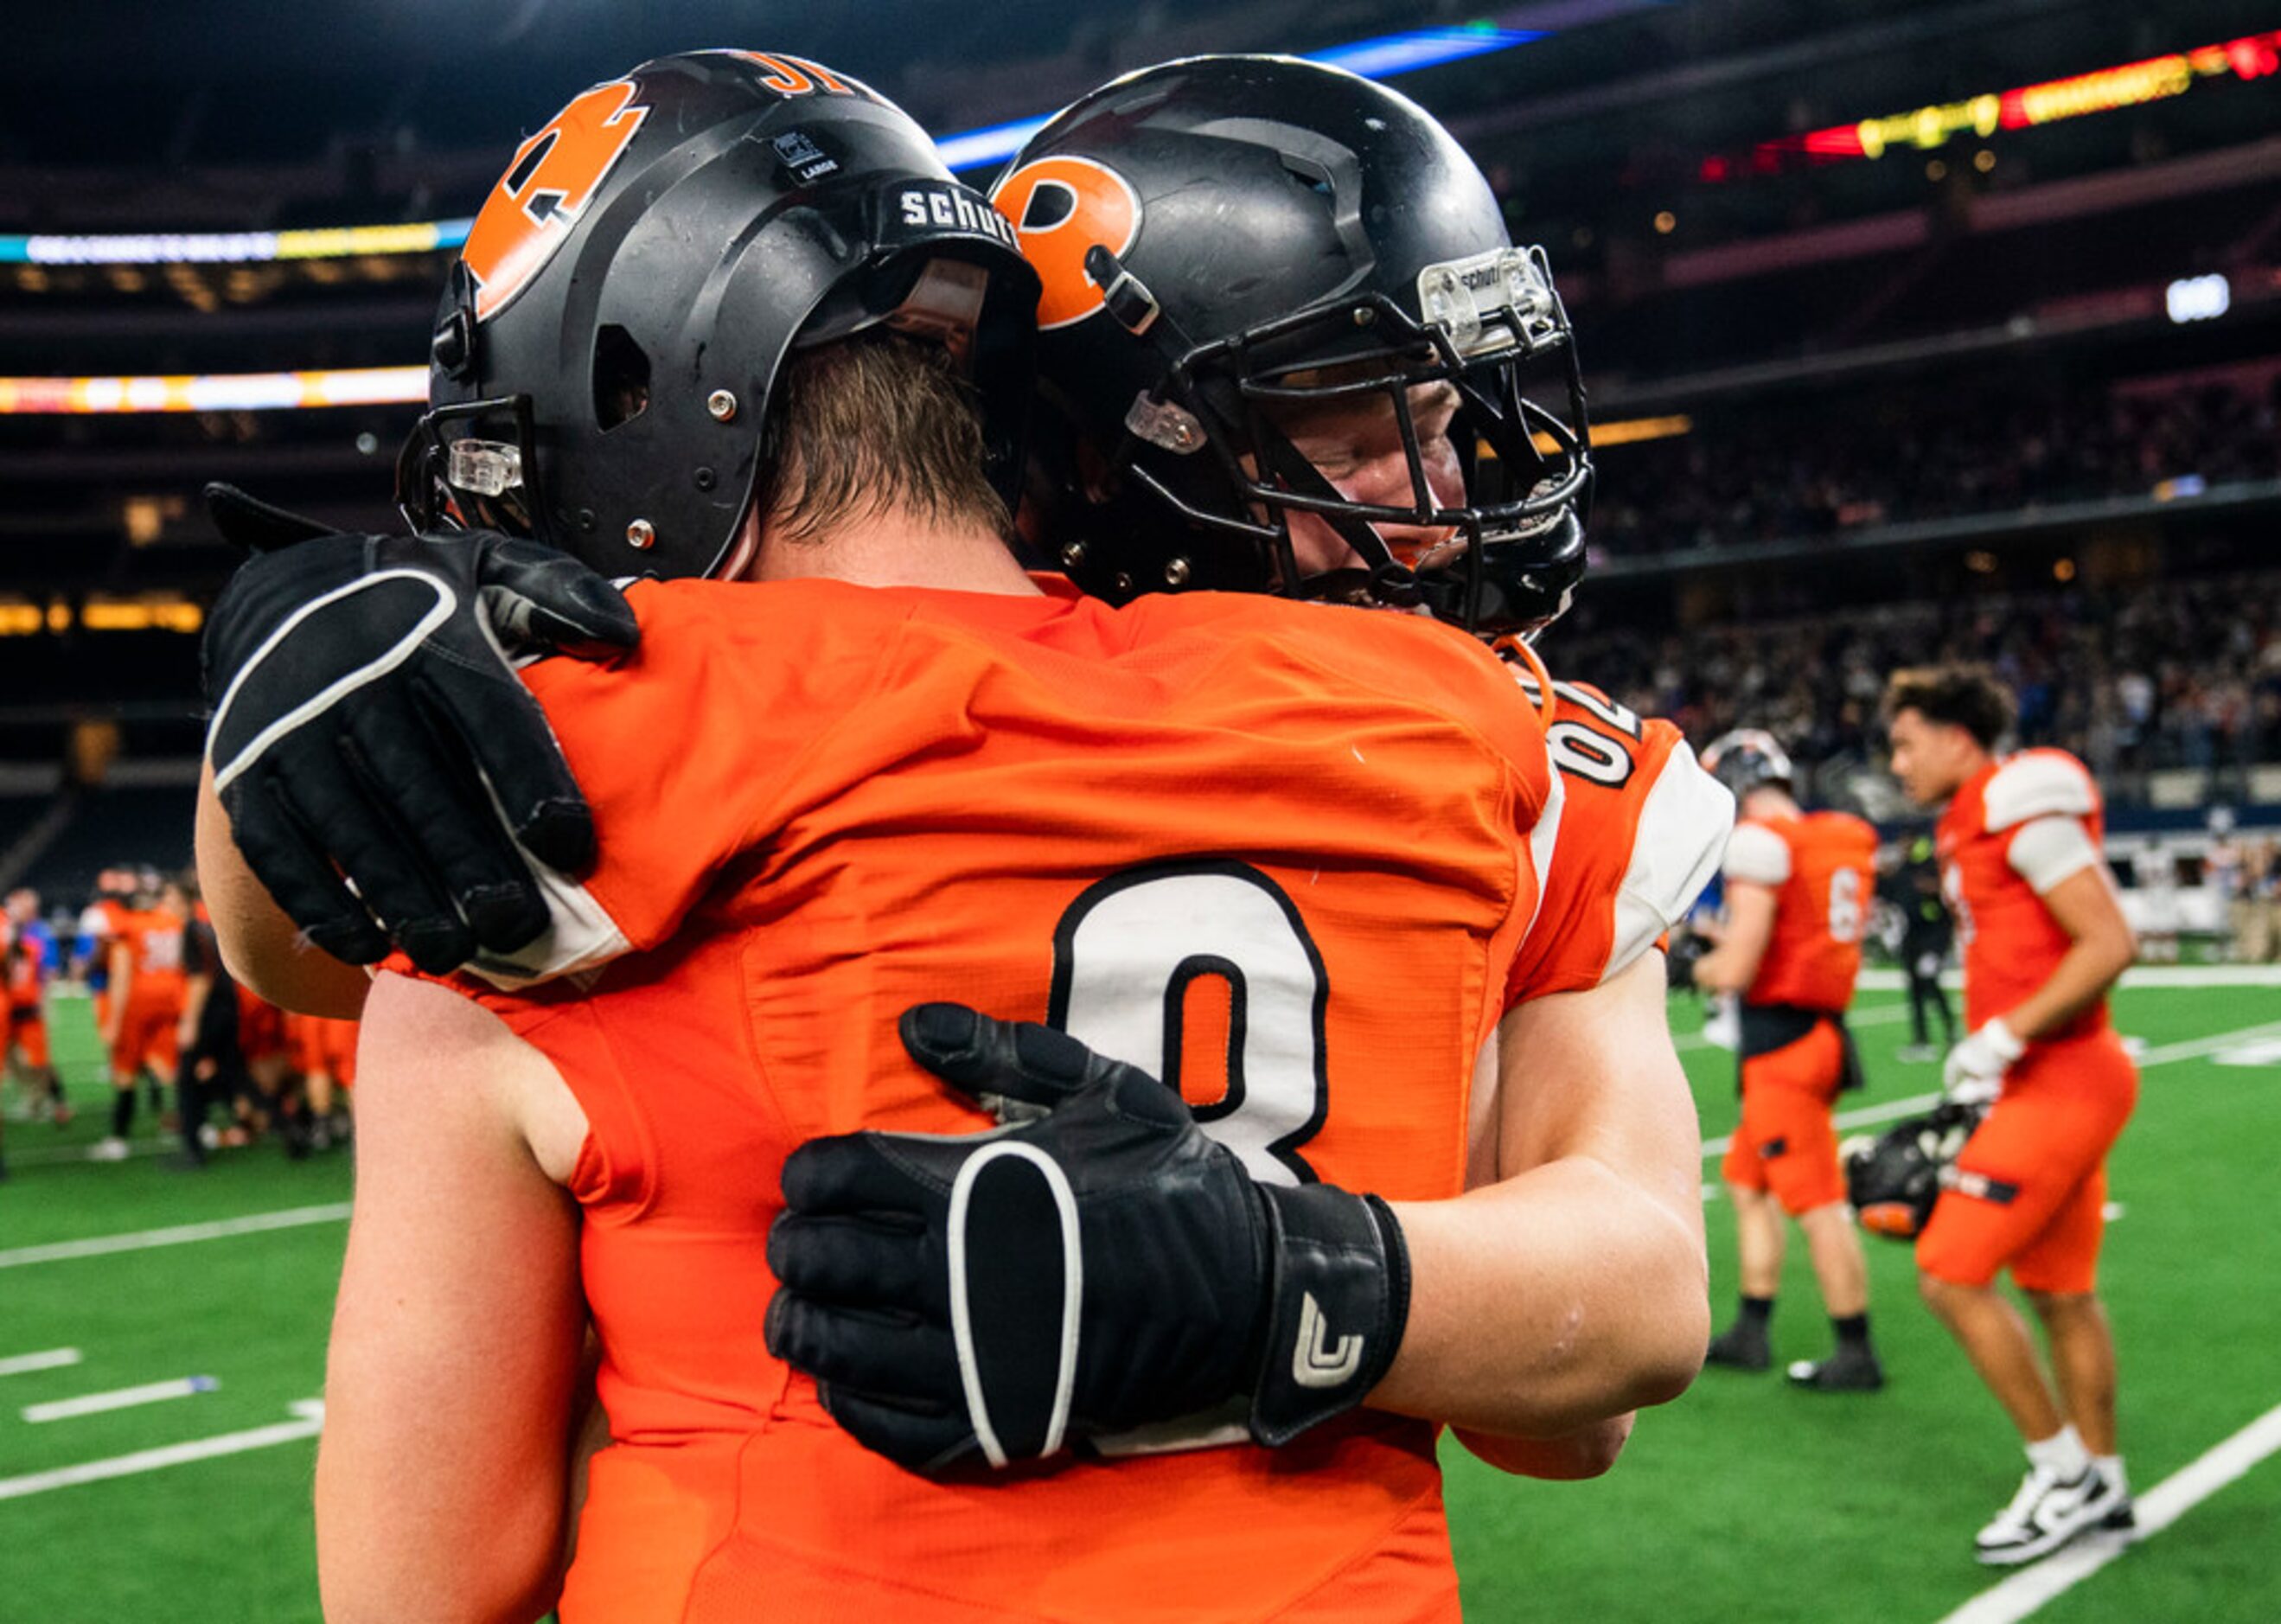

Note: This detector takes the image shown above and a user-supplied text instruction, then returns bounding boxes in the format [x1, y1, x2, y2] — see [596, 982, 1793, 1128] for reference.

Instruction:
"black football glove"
[200, 483, 639, 972]
[764, 1002, 1410, 1474]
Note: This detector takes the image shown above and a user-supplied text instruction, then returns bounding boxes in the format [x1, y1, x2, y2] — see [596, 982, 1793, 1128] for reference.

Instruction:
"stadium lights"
[1707, 28, 2281, 179]
[2166, 273, 2231, 323]
[1, 19, 1558, 267]
[0, 367, 427, 414]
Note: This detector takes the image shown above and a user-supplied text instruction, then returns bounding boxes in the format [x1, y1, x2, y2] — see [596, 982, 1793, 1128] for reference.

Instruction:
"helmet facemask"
[1077, 244, 1591, 636]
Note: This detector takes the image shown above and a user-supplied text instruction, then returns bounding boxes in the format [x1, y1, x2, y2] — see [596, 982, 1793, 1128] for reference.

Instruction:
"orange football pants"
[1916, 1029, 2137, 1294]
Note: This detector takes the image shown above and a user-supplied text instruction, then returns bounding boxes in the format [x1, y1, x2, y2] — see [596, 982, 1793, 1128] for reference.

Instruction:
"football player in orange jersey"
[198, 54, 1719, 1623]
[91, 876, 190, 1160]
[1690, 731, 1885, 1392]
[3, 887, 66, 1131]
[1885, 666, 2138, 1565]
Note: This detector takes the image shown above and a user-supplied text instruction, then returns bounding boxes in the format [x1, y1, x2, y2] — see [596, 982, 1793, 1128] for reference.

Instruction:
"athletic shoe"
[1786, 1347, 1886, 1392]
[197, 1123, 222, 1151]
[1704, 1321, 1772, 1371]
[1973, 1462, 2128, 1565]
[1894, 1043, 1941, 1065]
[87, 1136, 130, 1162]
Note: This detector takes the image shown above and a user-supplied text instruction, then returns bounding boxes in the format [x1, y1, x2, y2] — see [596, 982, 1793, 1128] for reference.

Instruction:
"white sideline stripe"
[0, 1348, 81, 1378]
[0, 1203, 351, 1269]
[0, 1401, 323, 1502]
[1934, 1399, 2281, 1624]
[1857, 964, 2281, 993]
[1699, 1017, 2281, 1160]
[22, 1377, 215, 1423]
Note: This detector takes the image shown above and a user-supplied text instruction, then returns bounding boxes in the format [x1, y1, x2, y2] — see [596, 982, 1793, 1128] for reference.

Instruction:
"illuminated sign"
[0, 366, 426, 414]
[1717, 29, 2281, 176]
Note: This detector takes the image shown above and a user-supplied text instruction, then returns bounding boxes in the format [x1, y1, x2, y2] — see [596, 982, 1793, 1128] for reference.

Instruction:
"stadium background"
[2, 0, 2277, 1618]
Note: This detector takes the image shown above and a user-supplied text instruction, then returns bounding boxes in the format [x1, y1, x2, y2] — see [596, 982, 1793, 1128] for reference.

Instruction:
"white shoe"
[87, 1136, 131, 1162]
[1974, 1462, 2128, 1565]
[198, 1123, 222, 1150]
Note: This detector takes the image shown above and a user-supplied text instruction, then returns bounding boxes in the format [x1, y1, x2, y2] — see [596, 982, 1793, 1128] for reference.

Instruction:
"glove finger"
[412, 665, 598, 876]
[283, 730, 476, 974]
[345, 704, 549, 954]
[764, 1292, 962, 1411]
[472, 535, 642, 655]
[781, 1133, 955, 1219]
[201, 482, 334, 554]
[898, 1004, 1103, 1109]
[229, 773, 392, 964]
[768, 1212, 939, 1311]
[815, 1384, 980, 1475]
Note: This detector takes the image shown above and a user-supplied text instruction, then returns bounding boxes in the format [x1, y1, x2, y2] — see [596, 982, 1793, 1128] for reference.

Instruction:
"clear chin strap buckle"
[1124, 391, 1207, 455]
[446, 438, 524, 500]
[1416, 246, 1562, 359]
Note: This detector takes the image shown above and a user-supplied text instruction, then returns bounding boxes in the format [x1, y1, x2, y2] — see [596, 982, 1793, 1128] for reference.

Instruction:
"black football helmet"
[989, 54, 1591, 637]
[1701, 729, 1796, 798]
[1843, 1101, 1984, 1241]
[398, 50, 1038, 581]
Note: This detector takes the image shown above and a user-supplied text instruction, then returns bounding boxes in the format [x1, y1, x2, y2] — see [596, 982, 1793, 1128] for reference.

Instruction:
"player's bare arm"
[1386, 950, 1708, 1445]
[1995, 862, 2137, 1040]
[1691, 879, 1777, 994]
[317, 970, 585, 1624]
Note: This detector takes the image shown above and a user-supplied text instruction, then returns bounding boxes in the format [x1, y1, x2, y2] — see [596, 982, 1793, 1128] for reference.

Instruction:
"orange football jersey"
[1721, 809, 1878, 1013]
[457, 576, 1554, 1623]
[114, 906, 188, 995]
[1500, 668, 1732, 998]
[1938, 750, 2111, 1042]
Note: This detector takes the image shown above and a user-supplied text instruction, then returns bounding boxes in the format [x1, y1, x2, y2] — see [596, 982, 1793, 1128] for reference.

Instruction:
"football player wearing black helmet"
[994, 54, 1591, 639]
[196, 51, 1714, 1621]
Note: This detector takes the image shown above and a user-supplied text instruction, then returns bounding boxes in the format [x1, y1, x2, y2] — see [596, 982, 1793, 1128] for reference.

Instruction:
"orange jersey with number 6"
[450, 575, 1558, 1624]
[1721, 810, 1878, 1013]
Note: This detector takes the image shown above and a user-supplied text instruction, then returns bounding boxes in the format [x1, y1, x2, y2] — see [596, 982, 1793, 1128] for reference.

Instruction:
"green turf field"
[3, 976, 2277, 1621]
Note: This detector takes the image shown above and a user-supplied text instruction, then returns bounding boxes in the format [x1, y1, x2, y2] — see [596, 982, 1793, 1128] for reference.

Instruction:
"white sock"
[2025, 1425, 2090, 1480]
[2094, 1454, 2126, 1494]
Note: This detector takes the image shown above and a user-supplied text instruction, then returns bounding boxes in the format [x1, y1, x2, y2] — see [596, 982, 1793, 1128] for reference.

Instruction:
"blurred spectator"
[1555, 570, 2281, 790]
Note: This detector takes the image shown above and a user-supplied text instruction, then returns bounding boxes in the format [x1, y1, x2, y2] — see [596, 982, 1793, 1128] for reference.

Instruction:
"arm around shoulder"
[1370, 952, 1707, 1453]
[195, 763, 369, 1018]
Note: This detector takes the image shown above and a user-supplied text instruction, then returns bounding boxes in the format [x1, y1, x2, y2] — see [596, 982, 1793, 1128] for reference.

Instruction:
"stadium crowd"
[1557, 568, 2281, 788]
[1593, 374, 2281, 557]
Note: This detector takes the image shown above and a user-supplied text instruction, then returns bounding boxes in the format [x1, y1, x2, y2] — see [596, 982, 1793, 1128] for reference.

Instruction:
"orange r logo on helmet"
[989, 156, 1142, 330]
[461, 80, 649, 323]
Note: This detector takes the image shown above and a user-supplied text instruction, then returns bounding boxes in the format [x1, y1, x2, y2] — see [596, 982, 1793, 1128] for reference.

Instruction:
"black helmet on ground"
[398, 50, 1039, 582]
[990, 54, 1592, 637]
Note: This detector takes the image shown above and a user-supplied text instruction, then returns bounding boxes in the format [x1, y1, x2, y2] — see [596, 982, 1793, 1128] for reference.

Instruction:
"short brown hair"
[757, 330, 1012, 545]
[1882, 663, 2015, 750]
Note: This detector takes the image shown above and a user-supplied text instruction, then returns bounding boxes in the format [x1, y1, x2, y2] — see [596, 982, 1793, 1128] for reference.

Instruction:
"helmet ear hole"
[592, 324, 652, 433]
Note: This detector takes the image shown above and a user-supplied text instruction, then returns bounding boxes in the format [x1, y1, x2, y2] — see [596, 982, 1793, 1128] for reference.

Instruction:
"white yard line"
[1856, 965, 2281, 993]
[0, 1401, 323, 1502]
[1934, 1400, 2281, 1624]
[22, 1377, 217, 1424]
[1699, 1017, 2281, 1161]
[0, 1348, 82, 1378]
[0, 1204, 351, 1270]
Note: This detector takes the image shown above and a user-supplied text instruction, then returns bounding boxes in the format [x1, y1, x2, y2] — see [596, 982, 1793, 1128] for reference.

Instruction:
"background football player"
[198, 54, 1717, 1620]
[1689, 730, 1884, 1392]
[1886, 664, 2138, 1566]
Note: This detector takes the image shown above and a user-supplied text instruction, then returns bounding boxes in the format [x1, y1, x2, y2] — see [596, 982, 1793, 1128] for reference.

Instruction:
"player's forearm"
[1690, 942, 1760, 994]
[2003, 933, 2134, 1041]
[1373, 1156, 1707, 1438]
[1454, 1413, 1635, 1480]
[195, 769, 370, 1018]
